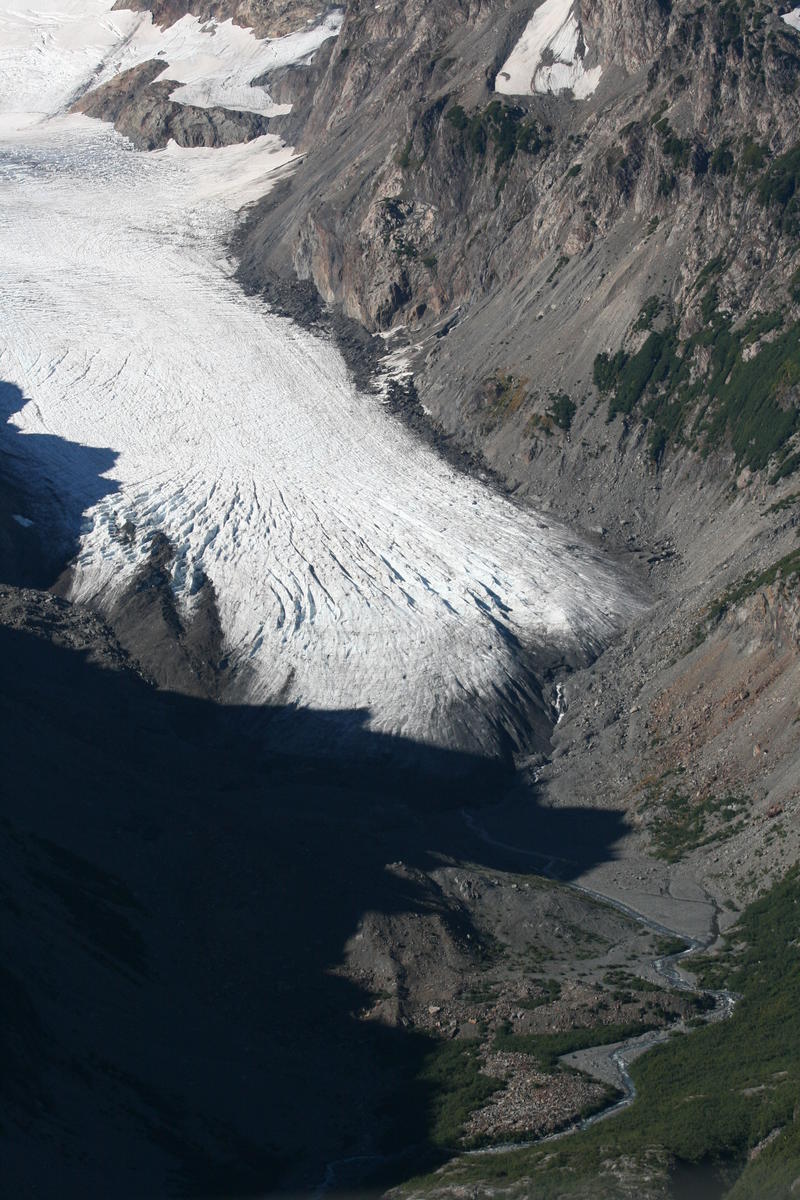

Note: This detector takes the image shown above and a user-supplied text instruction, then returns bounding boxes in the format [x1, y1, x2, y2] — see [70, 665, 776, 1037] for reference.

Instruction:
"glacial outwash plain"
[1, 1, 800, 1198]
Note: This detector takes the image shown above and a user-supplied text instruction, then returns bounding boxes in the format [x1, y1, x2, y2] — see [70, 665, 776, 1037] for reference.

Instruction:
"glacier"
[0, 0, 642, 756]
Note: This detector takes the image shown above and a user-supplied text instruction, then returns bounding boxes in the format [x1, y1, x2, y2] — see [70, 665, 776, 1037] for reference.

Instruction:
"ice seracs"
[0, 0, 642, 757]
[495, 0, 602, 100]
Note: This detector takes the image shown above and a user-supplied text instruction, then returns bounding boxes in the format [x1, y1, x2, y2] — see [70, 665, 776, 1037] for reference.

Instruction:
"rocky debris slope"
[542, 515, 800, 910]
[232, 0, 798, 524]
[230, 0, 800, 889]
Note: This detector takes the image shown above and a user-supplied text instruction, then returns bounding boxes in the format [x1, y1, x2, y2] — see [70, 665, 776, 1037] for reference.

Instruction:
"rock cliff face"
[235, 0, 799, 533]
[74, 60, 269, 149]
[113, 0, 320, 37]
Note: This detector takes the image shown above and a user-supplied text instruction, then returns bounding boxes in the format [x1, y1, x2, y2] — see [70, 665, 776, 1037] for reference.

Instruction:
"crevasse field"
[0, 0, 641, 753]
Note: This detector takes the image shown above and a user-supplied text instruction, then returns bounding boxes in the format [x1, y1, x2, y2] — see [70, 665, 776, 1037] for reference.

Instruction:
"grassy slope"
[403, 867, 800, 1198]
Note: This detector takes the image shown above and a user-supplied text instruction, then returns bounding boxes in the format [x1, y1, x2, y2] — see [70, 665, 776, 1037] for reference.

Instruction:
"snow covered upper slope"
[783, 7, 800, 32]
[0, 0, 341, 117]
[496, 0, 601, 99]
[91, 9, 343, 115]
[0, 1, 641, 756]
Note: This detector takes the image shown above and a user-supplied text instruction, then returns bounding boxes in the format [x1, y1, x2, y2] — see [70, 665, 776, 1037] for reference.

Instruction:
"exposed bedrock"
[112, 0, 323, 38]
[73, 60, 270, 149]
[233, 0, 800, 544]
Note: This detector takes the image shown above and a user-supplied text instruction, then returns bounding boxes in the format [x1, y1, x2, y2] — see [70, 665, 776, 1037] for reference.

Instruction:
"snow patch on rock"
[783, 7, 800, 32]
[495, 0, 602, 100]
[94, 9, 343, 116]
[0, 0, 341, 118]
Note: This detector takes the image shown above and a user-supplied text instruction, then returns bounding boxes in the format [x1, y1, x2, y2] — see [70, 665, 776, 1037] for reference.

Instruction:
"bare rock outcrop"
[73, 59, 269, 149]
[112, 0, 322, 38]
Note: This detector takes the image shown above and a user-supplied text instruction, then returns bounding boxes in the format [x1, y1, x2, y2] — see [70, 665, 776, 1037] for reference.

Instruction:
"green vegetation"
[658, 169, 677, 196]
[397, 137, 413, 169]
[766, 489, 800, 514]
[632, 295, 662, 332]
[445, 101, 548, 171]
[757, 142, 800, 235]
[600, 327, 681, 423]
[593, 290, 800, 473]
[379, 199, 439, 269]
[711, 0, 753, 50]
[790, 267, 800, 304]
[547, 253, 569, 284]
[481, 371, 530, 433]
[603, 968, 662, 994]
[380, 197, 417, 262]
[392, 235, 418, 260]
[710, 142, 735, 176]
[547, 392, 577, 431]
[692, 544, 800, 645]
[415, 1040, 504, 1148]
[405, 867, 800, 1199]
[654, 934, 689, 957]
[694, 253, 726, 292]
[519, 977, 561, 1009]
[740, 138, 768, 173]
[593, 348, 628, 394]
[772, 448, 800, 484]
[493, 1020, 660, 1072]
[653, 117, 691, 170]
[643, 785, 747, 862]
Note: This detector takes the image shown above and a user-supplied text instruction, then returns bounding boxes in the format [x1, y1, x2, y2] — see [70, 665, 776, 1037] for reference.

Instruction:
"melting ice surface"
[495, 0, 602, 99]
[0, 0, 641, 754]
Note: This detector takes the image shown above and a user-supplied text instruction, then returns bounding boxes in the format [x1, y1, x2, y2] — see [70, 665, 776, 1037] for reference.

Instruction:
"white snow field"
[495, 0, 602, 100]
[0, 0, 342, 117]
[784, 7, 800, 32]
[0, 1, 641, 755]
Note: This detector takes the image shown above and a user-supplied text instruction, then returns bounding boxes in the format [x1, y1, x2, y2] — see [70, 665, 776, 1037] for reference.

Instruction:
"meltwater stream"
[0, 2, 642, 754]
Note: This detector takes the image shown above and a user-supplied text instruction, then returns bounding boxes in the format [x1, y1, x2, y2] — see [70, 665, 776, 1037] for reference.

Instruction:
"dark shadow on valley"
[0, 381, 119, 587]
[0, 393, 631, 1199]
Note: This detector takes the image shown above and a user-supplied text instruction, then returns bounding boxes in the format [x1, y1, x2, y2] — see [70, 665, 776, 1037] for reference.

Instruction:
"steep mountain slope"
[238, 0, 800, 518]
[2, 0, 800, 1196]
[231, 0, 800, 894]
